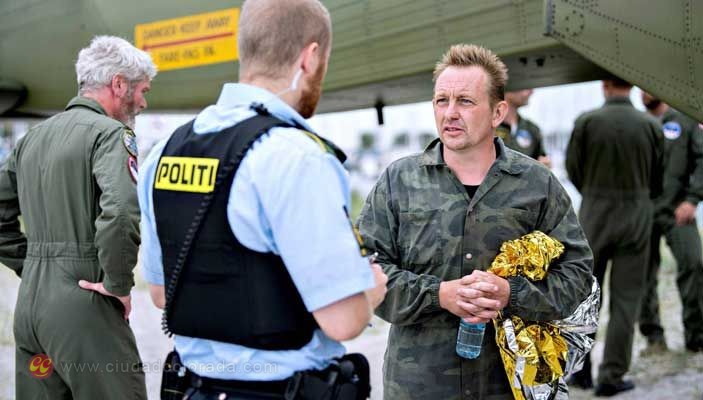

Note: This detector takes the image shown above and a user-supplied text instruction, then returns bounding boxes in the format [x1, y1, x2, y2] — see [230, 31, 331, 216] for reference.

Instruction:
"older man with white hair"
[0, 35, 156, 399]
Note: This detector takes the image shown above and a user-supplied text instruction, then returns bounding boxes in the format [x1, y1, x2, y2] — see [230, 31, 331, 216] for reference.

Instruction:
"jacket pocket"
[480, 207, 538, 252]
[397, 209, 444, 268]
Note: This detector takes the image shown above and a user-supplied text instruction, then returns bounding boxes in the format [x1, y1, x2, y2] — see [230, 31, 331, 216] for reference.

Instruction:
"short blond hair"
[433, 44, 508, 105]
[238, 0, 331, 79]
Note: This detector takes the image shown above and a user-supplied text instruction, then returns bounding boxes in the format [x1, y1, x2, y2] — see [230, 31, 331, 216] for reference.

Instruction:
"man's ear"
[110, 74, 128, 97]
[299, 42, 321, 76]
[492, 100, 509, 128]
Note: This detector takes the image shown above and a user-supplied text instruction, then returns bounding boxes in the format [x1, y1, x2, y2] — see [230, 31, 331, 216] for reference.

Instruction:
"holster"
[285, 353, 371, 400]
[160, 349, 191, 400]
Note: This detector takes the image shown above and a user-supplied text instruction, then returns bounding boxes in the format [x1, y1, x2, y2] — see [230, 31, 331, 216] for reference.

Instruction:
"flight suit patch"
[123, 129, 138, 157]
[127, 156, 138, 183]
[515, 129, 533, 148]
[663, 121, 682, 140]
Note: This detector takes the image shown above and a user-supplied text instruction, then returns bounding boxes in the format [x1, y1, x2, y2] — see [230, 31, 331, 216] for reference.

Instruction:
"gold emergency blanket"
[487, 231, 567, 400]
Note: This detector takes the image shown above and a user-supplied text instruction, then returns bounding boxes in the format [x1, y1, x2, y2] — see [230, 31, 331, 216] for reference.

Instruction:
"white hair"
[75, 36, 157, 95]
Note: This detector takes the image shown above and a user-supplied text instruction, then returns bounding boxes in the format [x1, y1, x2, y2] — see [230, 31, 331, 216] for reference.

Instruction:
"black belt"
[186, 353, 370, 400]
[189, 370, 291, 395]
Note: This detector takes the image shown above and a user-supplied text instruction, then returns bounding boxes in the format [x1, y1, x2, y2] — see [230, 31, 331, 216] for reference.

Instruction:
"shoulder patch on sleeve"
[299, 130, 328, 152]
[344, 206, 367, 257]
[515, 129, 534, 148]
[122, 129, 138, 157]
[496, 124, 510, 140]
[663, 121, 682, 140]
[127, 155, 138, 183]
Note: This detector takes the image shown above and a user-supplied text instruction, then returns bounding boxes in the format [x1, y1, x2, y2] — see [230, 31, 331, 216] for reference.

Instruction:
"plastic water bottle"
[456, 320, 485, 359]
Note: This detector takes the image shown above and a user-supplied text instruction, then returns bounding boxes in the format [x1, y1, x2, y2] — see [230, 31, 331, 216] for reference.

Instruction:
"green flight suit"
[0, 97, 146, 399]
[359, 138, 593, 400]
[496, 115, 546, 160]
[566, 96, 665, 385]
[640, 108, 703, 350]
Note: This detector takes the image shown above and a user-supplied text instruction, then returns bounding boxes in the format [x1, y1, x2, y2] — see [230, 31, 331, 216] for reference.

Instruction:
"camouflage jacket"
[655, 108, 703, 229]
[358, 138, 593, 400]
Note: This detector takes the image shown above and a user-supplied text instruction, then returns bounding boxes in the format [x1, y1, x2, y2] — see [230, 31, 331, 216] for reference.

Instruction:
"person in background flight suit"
[0, 36, 156, 399]
[639, 91, 703, 354]
[138, 0, 388, 399]
[496, 88, 551, 167]
[566, 77, 665, 397]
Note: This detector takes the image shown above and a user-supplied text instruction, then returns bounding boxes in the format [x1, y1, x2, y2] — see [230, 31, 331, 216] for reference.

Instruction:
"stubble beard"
[119, 112, 136, 129]
[441, 128, 494, 155]
[439, 121, 473, 153]
[298, 63, 326, 119]
[441, 134, 471, 153]
[116, 85, 139, 128]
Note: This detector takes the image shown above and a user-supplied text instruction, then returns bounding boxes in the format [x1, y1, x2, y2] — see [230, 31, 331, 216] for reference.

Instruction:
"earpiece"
[272, 68, 304, 98]
[291, 68, 303, 91]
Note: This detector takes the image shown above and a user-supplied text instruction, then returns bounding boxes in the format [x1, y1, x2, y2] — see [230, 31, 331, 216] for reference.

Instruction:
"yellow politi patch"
[154, 156, 219, 193]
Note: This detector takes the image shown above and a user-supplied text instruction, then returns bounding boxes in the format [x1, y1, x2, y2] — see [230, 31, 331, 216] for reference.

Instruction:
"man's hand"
[455, 270, 510, 323]
[439, 279, 473, 319]
[78, 280, 131, 320]
[675, 201, 697, 226]
[365, 263, 388, 310]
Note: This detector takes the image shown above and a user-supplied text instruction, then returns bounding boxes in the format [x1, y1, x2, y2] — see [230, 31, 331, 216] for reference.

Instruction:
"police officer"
[0, 36, 156, 399]
[566, 77, 665, 396]
[640, 92, 703, 354]
[496, 89, 551, 167]
[138, 0, 388, 399]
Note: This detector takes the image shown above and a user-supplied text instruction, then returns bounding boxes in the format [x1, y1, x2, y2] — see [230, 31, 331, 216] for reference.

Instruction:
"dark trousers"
[639, 220, 703, 346]
[576, 197, 652, 385]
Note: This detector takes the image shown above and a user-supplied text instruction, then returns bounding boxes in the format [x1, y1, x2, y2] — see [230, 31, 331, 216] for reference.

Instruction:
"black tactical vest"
[153, 105, 344, 350]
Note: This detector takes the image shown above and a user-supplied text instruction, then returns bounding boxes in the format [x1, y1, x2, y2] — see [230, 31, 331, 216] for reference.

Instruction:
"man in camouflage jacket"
[358, 44, 593, 400]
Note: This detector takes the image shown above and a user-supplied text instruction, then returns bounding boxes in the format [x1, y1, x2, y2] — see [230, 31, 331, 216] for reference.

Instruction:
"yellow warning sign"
[154, 157, 220, 193]
[135, 8, 239, 72]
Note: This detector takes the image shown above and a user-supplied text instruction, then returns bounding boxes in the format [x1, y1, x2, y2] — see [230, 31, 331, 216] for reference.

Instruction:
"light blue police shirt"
[138, 83, 375, 380]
